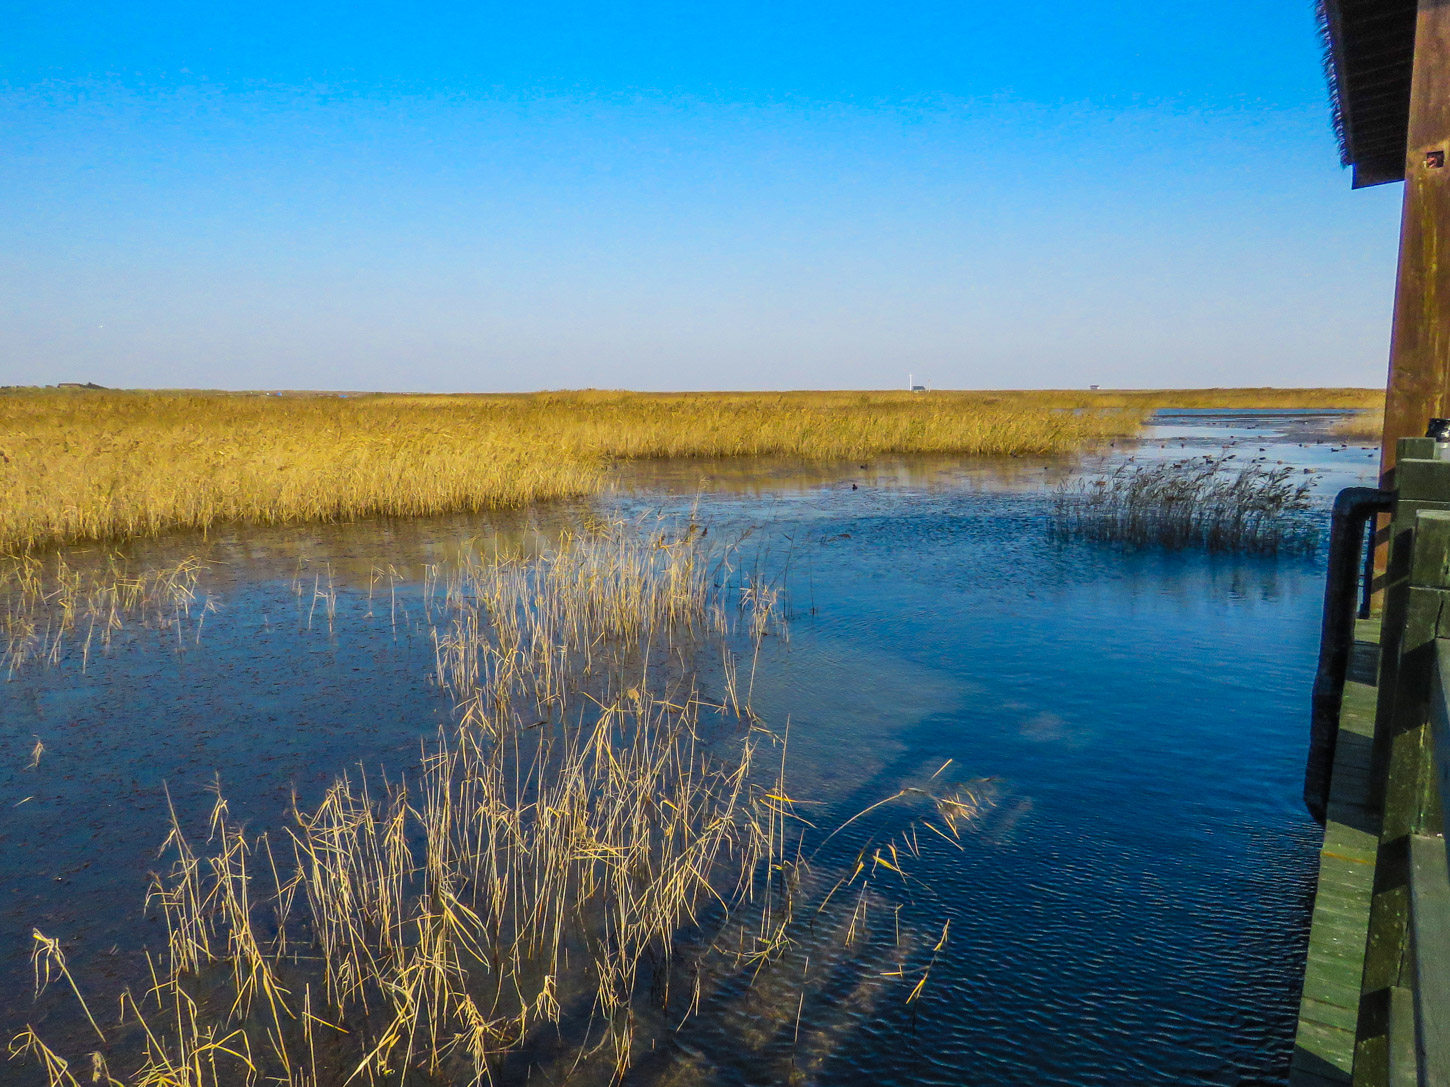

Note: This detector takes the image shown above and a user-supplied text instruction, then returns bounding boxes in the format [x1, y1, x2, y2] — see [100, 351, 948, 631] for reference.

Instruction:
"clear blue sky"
[0, 1, 1406, 391]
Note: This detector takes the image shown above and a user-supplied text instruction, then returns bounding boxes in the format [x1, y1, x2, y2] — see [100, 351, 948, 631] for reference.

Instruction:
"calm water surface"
[0, 411, 1379, 1085]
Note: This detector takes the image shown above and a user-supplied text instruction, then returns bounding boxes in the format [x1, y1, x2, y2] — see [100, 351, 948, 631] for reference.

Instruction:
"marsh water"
[0, 410, 1379, 1085]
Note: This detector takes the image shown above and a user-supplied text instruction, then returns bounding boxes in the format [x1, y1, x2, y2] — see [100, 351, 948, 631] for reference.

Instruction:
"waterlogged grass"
[0, 387, 1374, 555]
[0, 553, 207, 672]
[1051, 455, 1318, 554]
[12, 522, 773, 1085]
[10, 520, 972, 1086]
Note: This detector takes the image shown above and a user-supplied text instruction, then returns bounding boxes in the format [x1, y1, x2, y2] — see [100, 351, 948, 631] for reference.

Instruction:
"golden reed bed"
[0, 387, 1379, 554]
[1331, 407, 1385, 442]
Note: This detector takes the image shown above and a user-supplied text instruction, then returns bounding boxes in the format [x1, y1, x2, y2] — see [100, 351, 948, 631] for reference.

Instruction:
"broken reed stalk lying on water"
[1050, 454, 1317, 554]
[0, 389, 1150, 554]
[10, 520, 799, 1087]
[0, 553, 207, 673]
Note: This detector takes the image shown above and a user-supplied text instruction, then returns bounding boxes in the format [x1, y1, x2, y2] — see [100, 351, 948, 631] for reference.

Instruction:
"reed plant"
[8, 516, 990, 1085]
[8, 519, 798, 1086]
[1330, 407, 1384, 443]
[1050, 454, 1318, 554]
[1047, 387, 1378, 411]
[0, 552, 206, 672]
[0, 391, 600, 556]
[0, 387, 1248, 555]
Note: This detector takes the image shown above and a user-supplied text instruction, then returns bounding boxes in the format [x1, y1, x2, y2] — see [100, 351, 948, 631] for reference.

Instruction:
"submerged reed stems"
[0, 553, 206, 672]
[10, 520, 800, 1086]
[6, 518, 1013, 1085]
[1050, 454, 1318, 554]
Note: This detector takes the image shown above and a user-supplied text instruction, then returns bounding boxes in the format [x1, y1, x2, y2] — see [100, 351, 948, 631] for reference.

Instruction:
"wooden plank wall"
[1293, 441, 1450, 1086]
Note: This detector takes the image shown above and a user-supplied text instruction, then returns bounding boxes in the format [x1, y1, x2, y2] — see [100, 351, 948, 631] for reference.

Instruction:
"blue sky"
[0, 1, 1405, 391]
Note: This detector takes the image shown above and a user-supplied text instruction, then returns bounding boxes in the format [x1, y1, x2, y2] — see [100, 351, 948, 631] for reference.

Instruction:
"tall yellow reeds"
[0, 387, 1379, 554]
[0, 391, 601, 554]
[0, 388, 1154, 554]
[1330, 407, 1384, 442]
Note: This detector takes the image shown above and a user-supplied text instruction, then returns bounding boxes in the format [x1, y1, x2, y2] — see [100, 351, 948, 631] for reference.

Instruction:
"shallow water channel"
[0, 410, 1380, 1085]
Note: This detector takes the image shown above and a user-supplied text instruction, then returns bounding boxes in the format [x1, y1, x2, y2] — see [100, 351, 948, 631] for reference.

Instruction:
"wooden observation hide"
[1321, 0, 1450, 480]
[1289, 11, 1450, 1086]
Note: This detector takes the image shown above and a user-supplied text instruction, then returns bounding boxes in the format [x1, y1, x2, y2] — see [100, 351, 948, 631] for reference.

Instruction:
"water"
[0, 410, 1380, 1085]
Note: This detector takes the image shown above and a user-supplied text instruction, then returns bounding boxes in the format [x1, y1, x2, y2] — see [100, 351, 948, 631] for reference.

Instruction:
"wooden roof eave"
[1319, 0, 1418, 188]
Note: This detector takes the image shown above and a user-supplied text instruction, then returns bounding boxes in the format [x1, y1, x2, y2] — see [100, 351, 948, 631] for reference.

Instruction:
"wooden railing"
[1358, 438, 1450, 1084]
[1389, 621, 1449, 1083]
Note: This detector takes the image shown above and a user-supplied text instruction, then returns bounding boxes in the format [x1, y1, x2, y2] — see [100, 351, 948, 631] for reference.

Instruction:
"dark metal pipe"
[1306, 486, 1393, 823]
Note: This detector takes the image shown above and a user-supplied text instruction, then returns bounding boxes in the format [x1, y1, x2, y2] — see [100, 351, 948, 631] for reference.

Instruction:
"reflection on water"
[608, 451, 1085, 497]
[0, 411, 1377, 1085]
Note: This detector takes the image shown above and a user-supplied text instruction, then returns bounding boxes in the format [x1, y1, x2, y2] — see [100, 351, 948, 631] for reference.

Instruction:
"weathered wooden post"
[1299, 6, 1450, 1081]
[1369, 440, 1450, 808]
[1319, 0, 1450, 585]
[1379, 0, 1450, 482]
